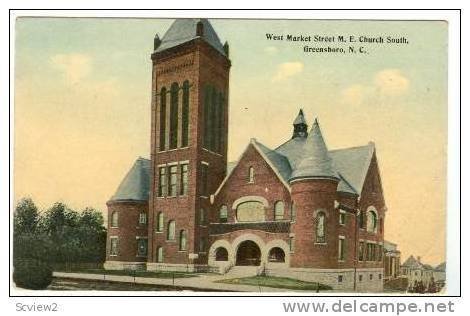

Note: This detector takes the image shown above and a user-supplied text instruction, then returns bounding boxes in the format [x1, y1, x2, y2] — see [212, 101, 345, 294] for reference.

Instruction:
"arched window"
[182, 80, 190, 147]
[167, 220, 175, 240]
[219, 205, 228, 223]
[111, 211, 118, 228]
[159, 87, 167, 151]
[367, 209, 378, 233]
[216, 92, 224, 153]
[199, 208, 206, 225]
[274, 201, 284, 220]
[203, 85, 211, 149]
[179, 230, 187, 251]
[169, 82, 179, 149]
[139, 211, 147, 225]
[268, 247, 286, 262]
[248, 166, 254, 183]
[210, 86, 218, 151]
[156, 212, 164, 232]
[157, 246, 164, 263]
[290, 202, 296, 222]
[215, 247, 228, 261]
[316, 211, 326, 243]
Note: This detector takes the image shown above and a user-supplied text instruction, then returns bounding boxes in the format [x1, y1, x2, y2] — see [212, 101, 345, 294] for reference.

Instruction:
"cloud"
[341, 69, 410, 106]
[50, 53, 92, 84]
[374, 69, 410, 96]
[264, 46, 278, 55]
[272, 62, 304, 82]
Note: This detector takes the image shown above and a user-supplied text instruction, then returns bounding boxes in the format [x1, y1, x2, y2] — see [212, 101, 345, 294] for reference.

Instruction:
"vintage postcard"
[11, 13, 454, 297]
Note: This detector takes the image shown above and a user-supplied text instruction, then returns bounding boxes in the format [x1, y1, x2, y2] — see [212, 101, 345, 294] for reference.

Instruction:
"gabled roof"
[329, 142, 376, 194]
[110, 158, 150, 202]
[155, 18, 226, 56]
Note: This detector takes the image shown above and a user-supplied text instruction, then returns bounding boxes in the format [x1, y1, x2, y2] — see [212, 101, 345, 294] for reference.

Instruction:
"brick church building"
[104, 18, 387, 291]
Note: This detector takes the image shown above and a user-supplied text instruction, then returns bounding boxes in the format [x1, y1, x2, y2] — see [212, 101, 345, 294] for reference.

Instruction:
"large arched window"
[236, 201, 265, 222]
[203, 85, 211, 149]
[169, 82, 179, 149]
[167, 220, 176, 240]
[274, 201, 284, 220]
[156, 212, 164, 232]
[367, 208, 378, 233]
[157, 246, 164, 263]
[219, 205, 228, 223]
[216, 92, 225, 154]
[316, 211, 326, 243]
[182, 80, 190, 147]
[159, 87, 167, 151]
[215, 247, 228, 261]
[179, 230, 187, 251]
[111, 211, 118, 228]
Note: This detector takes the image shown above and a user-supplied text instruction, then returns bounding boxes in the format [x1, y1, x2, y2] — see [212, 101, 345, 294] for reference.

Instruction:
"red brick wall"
[212, 143, 292, 223]
[148, 40, 230, 265]
[357, 152, 385, 270]
[289, 179, 340, 268]
[106, 201, 148, 262]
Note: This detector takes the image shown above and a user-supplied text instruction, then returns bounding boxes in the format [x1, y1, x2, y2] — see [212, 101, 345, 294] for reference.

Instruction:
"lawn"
[54, 268, 197, 279]
[215, 275, 332, 291]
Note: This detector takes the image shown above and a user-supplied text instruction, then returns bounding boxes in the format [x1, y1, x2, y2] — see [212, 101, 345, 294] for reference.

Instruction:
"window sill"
[338, 260, 346, 263]
[314, 242, 327, 245]
[200, 196, 209, 199]
[166, 239, 176, 243]
[158, 147, 190, 153]
[110, 226, 119, 229]
[136, 255, 148, 258]
[178, 250, 187, 253]
[155, 231, 163, 234]
[109, 254, 118, 257]
[339, 223, 346, 226]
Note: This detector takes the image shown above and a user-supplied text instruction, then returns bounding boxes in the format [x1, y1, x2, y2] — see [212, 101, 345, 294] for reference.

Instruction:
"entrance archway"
[236, 240, 261, 266]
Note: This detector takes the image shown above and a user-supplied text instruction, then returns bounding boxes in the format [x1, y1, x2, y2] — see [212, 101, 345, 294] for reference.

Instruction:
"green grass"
[55, 268, 196, 279]
[215, 275, 332, 291]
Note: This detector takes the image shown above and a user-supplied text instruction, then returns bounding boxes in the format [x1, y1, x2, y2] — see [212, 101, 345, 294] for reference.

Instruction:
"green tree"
[76, 208, 107, 262]
[13, 198, 39, 235]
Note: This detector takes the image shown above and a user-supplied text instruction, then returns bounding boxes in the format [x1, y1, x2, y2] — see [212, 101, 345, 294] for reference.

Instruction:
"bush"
[13, 258, 53, 290]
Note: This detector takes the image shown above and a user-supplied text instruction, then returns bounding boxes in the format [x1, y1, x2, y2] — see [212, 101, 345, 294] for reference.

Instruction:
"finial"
[196, 21, 204, 36]
[314, 117, 319, 125]
[154, 33, 161, 50]
[223, 41, 229, 57]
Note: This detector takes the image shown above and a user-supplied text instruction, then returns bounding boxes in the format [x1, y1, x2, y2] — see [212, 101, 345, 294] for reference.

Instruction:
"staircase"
[224, 266, 259, 278]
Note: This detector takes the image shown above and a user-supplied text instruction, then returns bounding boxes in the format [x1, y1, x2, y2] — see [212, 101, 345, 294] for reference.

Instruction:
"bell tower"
[147, 19, 231, 269]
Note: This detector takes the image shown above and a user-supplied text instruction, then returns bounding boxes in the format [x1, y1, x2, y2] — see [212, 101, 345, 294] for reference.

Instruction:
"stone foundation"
[103, 261, 147, 271]
[265, 267, 384, 292]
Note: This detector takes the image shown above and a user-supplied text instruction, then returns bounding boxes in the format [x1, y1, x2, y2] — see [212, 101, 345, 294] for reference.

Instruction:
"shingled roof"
[109, 158, 150, 202]
[155, 18, 226, 56]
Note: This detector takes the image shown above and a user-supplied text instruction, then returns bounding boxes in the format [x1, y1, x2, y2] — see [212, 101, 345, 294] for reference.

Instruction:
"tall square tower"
[148, 19, 231, 267]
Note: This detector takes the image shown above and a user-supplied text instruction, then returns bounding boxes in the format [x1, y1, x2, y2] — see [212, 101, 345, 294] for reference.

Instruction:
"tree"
[76, 208, 107, 262]
[13, 198, 39, 235]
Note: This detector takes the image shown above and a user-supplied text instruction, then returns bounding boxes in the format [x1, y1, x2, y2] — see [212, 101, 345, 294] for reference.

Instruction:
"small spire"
[292, 109, 308, 139]
[154, 33, 161, 51]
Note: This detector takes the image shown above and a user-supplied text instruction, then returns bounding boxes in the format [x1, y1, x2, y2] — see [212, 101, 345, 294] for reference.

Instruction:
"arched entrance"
[236, 240, 261, 266]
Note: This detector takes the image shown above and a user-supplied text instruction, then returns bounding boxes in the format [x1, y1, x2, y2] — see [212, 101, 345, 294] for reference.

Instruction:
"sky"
[14, 17, 448, 265]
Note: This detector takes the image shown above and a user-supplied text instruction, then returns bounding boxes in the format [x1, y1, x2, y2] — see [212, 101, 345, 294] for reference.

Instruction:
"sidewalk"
[52, 271, 306, 293]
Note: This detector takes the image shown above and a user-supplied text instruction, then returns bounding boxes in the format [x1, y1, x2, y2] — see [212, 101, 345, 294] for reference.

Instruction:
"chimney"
[417, 256, 421, 263]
